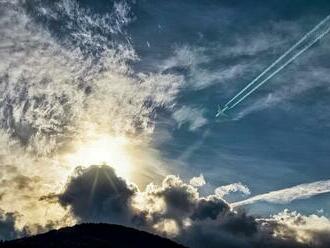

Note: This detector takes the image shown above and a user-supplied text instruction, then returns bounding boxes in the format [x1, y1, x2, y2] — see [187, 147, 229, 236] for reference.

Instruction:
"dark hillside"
[0, 223, 187, 248]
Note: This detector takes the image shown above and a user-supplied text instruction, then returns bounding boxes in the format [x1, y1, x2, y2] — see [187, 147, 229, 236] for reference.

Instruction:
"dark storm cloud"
[58, 166, 229, 228]
[261, 215, 330, 248]
[151, 175, 229, 221]
[177, 213, 257, 248]
[308, 232, 330, 248]
[192, 196, 229, 220]
[57, 165, 329, 248]
[176, 211, 311, 248]
[130, 174, 231, 233]
[59, 165, 137, 224]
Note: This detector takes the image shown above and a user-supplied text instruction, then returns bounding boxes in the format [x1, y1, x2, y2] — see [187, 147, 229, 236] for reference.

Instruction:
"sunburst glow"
[65, 135, 132, 179]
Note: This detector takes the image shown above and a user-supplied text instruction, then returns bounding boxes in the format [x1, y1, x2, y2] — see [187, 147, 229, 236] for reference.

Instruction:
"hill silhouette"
[0, 223, 187, 248]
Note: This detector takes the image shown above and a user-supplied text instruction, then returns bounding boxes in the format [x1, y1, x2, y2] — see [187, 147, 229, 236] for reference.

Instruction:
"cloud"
[260, 209, 330, 248]
[57, 165, 230, 238]
[58, 166, 235, 240]
[59, 165, 137, 224]
[1, 1, 330, 247]
[57, 165, 330, 248]
[130, 174, 231, 239]
[0, 0, 182, 233]
[159, 45, 247, 90]
[172, 106, 208, 131]
[0, 0, 184, 156]
[157, 21, 297, 95]
[178, 208, 330, 248]
[13, 161, 330, 247]
[215, 182, 251, 198]
[221, 31, 286, 58]
[177, 211, 259, 248]
[189, 174, 206, 187]
[231, 179, 330, 207]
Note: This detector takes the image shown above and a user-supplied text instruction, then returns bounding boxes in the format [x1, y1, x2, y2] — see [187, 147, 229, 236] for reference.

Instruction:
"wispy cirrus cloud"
[159, 45, 248, 90]
[0, 0, 183, 233]
[172, 106, 208, 131]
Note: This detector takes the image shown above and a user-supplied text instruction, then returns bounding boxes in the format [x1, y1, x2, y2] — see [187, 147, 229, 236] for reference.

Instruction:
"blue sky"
[1, 0, 330, 245]
[123, 0, 330, 216]
[31, 0, 330, 217]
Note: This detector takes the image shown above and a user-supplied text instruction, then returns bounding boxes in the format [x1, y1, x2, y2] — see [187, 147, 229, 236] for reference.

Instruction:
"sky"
[1, 0, 330, 247]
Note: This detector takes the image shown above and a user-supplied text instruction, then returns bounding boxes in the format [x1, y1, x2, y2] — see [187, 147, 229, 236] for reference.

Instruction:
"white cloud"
[215, 182, 251, 198]
[160, 45, 247, 90]
[172, 106, 208, 131]
[189, 174, 206, 187]
[0, 0, 183, 232]
[232, 179, 330, 207]
[51, 165, 330, 248]
[130, 174, 230, 236]
[260, 209, 330, 246]
[0, 0, 184, 155]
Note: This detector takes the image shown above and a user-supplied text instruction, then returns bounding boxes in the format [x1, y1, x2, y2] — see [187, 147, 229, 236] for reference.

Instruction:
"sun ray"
[65, 134, 132, 180]
[89, 167, 100, 203]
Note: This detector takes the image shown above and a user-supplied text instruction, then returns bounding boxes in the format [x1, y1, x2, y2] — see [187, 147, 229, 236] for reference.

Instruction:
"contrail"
[217, 14, 330, 117]
[224, 14, 330, 108]
[231, 179, 330, 208]
[228, 25, 330, 110]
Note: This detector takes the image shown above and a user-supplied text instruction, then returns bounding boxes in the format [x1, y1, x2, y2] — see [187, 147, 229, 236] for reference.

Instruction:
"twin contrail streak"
[217, 14, 330, 117]
[229, 25, 330, 110]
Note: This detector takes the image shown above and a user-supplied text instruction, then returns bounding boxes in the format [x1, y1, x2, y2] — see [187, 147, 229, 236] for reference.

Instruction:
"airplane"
[216, 105, 229, 118]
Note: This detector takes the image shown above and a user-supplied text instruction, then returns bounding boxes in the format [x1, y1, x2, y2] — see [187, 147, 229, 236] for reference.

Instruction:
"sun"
[65, 134, 132, 179]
